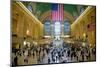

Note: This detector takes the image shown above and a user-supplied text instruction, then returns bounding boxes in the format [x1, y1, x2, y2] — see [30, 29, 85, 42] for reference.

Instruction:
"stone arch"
[40, 10, 74, 24]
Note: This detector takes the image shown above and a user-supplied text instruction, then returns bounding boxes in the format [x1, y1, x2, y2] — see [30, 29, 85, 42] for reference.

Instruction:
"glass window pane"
[44, 20, 51, 35]
[64, 21, 70, 35]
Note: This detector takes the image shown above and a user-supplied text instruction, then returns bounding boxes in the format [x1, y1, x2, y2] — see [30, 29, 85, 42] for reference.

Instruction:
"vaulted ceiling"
[22, 1, 87, 23]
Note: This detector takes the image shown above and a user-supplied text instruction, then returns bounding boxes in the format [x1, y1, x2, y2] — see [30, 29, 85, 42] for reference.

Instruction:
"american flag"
[51, 4, 64, 22]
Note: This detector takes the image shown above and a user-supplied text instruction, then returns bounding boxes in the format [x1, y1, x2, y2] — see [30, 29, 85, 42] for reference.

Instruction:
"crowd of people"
[12, 40, 96, 66]
[48, 42, 96, 63]
[12, 43, 50, 66]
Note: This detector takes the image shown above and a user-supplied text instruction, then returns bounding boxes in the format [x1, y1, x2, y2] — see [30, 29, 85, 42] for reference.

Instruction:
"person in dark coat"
[14, 55, 18, 66]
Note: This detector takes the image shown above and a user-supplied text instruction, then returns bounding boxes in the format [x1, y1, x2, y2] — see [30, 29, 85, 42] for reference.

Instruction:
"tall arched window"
[44, 20, 51, 35]
[54, 21, 61, 36]
[64, 20, 70, 35]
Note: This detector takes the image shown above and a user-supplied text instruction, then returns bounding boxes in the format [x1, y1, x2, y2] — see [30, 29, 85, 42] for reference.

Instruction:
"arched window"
[27, 4, 33, 12]
[64, 20, 70, 35]
[44, 20, 51, 35]
[54, 21, 61, 36]
[80, 6, 85, 14]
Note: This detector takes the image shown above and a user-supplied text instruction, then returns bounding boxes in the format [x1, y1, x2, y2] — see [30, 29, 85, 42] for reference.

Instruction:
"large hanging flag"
[51, 3, 64, 22]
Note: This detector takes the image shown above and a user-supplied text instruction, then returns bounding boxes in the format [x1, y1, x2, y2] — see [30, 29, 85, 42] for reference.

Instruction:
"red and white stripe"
[52, 4, 64, 22]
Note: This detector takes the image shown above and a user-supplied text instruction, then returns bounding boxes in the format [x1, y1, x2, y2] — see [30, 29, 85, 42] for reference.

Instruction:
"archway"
[40, 10, 74, 24]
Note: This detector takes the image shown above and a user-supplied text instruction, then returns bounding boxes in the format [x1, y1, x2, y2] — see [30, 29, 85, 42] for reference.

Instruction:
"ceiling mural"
[22, 1, 87, 23]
